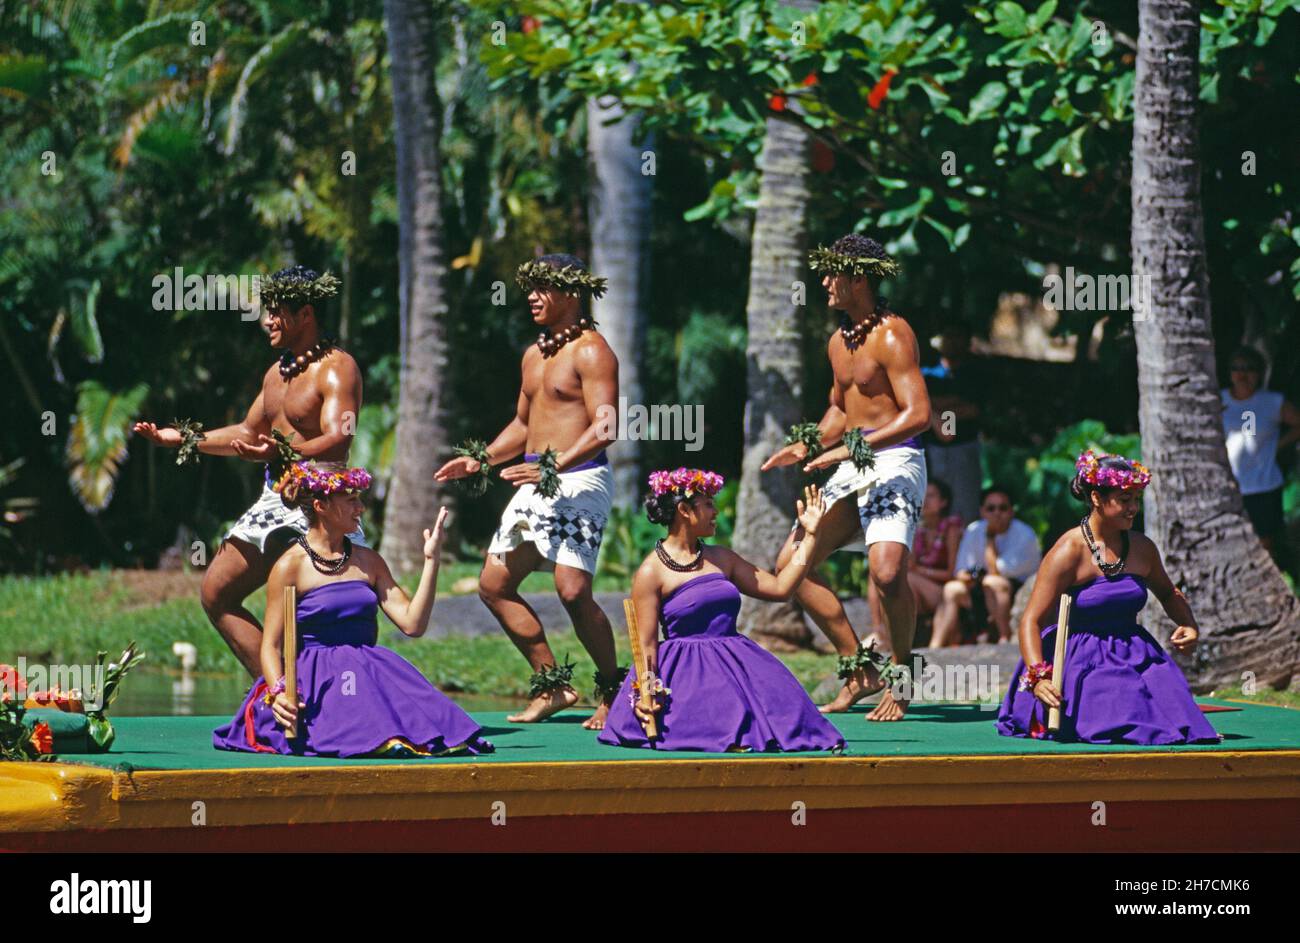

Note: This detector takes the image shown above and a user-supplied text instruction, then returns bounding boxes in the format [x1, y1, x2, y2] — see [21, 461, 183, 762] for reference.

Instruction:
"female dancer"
[214, 461, 493, 757]
[997, 450, 1219, 744]
[598, 468, 845, 753]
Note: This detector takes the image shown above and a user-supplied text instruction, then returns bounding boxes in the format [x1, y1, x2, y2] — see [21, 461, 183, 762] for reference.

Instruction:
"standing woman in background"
[1221, 346, 1300, 558]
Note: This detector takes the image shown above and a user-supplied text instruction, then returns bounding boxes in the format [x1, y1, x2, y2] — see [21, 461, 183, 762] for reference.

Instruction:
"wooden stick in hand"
[1047, 593, 1071, 733]
[283, 585, 299, 739]
[623, 598, 657, 739]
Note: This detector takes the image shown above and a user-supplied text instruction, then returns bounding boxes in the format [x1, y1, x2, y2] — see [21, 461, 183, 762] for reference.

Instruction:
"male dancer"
[134, 266, 363, 677]
[762, 234, 931, 721]
[434, 254, 622, 729]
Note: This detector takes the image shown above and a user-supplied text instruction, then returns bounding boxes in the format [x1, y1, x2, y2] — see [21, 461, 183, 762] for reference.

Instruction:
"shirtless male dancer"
[434, 254, 622, 729]
[761, 234, 931, 722]
[134, 266, 364, 677]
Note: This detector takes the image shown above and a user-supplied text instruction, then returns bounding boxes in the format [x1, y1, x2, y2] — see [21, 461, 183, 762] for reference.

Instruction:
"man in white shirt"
[1221, 346, 1300, 558]
[929, 485, 1040, 646]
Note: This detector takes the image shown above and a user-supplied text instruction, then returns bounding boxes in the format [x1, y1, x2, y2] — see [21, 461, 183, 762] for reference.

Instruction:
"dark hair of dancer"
[1070, 454, 1141, 503]
[830, 233, 890, 265]
[644, 489, 694, 527]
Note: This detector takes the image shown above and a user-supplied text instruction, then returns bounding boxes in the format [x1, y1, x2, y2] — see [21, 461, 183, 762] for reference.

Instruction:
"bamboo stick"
[1047, 593, 1072, 733]
[283, 585, 299, 739]
[623, 598, 657, 739]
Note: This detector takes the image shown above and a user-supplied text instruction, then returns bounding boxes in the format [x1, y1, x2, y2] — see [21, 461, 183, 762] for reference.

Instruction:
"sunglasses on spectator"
[983, 503, 1011, 512]
[1230, 364, 1258, 373]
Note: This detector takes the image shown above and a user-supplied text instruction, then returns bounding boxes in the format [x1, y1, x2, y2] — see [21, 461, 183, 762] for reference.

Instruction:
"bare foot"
[507, 686, 580, 723]
[819, 666, 884, 714]
[582, 701, 611, 730]
[866, 685, 909, 722]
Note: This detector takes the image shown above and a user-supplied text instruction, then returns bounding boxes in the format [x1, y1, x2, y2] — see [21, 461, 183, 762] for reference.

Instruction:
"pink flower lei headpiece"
[1074, 449, 1151, 490]
[275, 460, 373, 496]
[647, 467, 724, 499]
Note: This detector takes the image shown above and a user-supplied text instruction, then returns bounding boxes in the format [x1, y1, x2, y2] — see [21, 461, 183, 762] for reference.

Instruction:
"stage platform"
[3, 699, 1298, 851]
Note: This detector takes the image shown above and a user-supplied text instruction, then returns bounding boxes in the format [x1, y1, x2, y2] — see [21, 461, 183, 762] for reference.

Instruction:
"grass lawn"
[2, 569, 1296, 710]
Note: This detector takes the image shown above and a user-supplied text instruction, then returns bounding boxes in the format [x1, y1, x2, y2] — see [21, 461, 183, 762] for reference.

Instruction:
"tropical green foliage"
[2, 0, 1296, 572]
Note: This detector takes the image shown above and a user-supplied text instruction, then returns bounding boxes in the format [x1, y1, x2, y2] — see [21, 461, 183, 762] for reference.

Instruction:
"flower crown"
[514, 259, 608, 300]
[274, 460, 373, 497]
[647, 467, 724, 499]
[808, 244, 901, 279]
[1075, 449, 1151, 490]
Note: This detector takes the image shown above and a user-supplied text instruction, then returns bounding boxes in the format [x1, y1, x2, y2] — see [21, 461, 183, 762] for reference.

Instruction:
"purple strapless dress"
[213, 580, 493, 757]
[997, 573, 1219, 745]
[598, 572, 845, 753]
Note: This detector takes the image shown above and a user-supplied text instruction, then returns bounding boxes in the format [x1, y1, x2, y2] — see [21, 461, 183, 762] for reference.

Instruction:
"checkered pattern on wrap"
[858, 483, 923, 529]
[487, 463, 613, 573]
[519, 502, 606, 565]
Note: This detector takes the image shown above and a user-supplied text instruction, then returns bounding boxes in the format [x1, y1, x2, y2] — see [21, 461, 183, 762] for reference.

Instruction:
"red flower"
[0, 663, 25, 695]
[521, 16, 539, 34]
[30, 722, 54, 755]
[768, 94, 787, 112]
[802, 72, 819, 87]
[867, 69, 897, 110]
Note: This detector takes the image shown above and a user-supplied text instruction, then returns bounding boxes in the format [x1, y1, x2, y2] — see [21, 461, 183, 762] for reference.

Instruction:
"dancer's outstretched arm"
[719, 485, 825, 600]
[133, 381, 273, 457]
[761, 383, 846, 470]
[434, 371, 530, 481]
[375, 507, 449, 637]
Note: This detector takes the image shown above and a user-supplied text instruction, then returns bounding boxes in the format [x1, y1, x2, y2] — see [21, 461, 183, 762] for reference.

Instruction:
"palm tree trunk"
[732, 107, 813, 647]
[1132, 0, 1300, 691]
[380, 0, 453, 576]
[587, 94, 650, 506]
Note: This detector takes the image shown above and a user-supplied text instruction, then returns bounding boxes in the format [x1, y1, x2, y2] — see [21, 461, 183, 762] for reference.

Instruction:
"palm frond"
[65, 381, 150, 514]
[223, 20, 311, 155]
[105, 11, 195, 83]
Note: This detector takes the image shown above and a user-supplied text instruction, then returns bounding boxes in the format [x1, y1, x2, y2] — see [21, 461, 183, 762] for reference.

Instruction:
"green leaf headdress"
[259, 265, 342, 308]
[808, 235, 901, 279]
[515, 258, 609, 301]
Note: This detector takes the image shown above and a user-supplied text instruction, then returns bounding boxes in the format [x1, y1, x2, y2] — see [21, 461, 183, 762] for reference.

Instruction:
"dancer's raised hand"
[133, 421, 182, 448]
[434, 455, 479, 481]
[795, 484, 825, 536]
[423, 506, 450, 559]
[761, 442, 807, 471]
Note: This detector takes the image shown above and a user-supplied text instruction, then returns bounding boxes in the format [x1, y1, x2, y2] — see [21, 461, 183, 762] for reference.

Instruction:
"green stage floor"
[48, 698, 1300, 771]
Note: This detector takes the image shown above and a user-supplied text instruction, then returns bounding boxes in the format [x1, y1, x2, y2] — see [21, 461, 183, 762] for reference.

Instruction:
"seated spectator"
[870, 479, 962, 637]
[1221, 346, 1300, 559]
[930, 485, 1041, 646]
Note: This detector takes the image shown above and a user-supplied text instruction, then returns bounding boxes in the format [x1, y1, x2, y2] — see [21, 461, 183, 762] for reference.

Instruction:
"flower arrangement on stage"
[1, 643, 147, 759]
